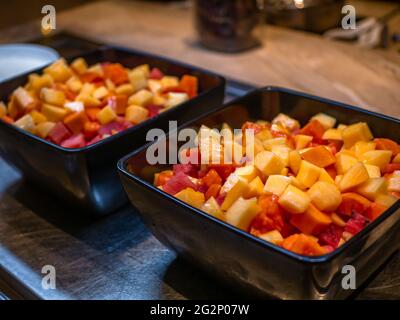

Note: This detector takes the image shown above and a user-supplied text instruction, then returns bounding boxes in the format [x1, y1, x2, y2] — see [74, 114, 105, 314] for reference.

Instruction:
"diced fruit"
[40, 88, 65, 106]
[331, 213, 346, 227]
[27, 73, 53, 91]
[205, 184, 221, 200]
[375, 193, 398, 208]
[125, 105, 149, 124]
[180, 75, 198, 98]
[128, 89, 153, 106]
[374, 138, 400, 156]
[388, 175, 400, 193]
[149, 68, 164, 80]
[322, 128, 342, 141]
[97, 105, 117, 125]
[319, 168, 335, 184]
[36, 121, 55, 139]
[311, 113, 336, 129]
[259, 230, 283, 245]
[282, 233, 326, 256]
[299, 120, 325, 143]
[14, 114, 35, 133]
[71, 57, 88, 74]
[384, 163, 400, 174]
[14, 87, 35, 110]
[160, 76, 179, 89]
[342, 122, 373, 148]
[361, 150, 392, 171]
[165, 92, 189, 109]
[365, 164, 381, 178]
[336, 152, 358, 175]
[175, 188, 205, 209]
[129, 69, 148, 92]
[365, 203, 388, 221]
[352, 141, 376, 159]
[202, 169, 222, 187]
[221, 177, 250, 211]
[234, 165, 259, 182]
[300, 145, 336, 168]
[202, 196, 224, 220]
[115, 83, 134, 96]
[263, 137, 287, 150]
[272, 113, 300, 131]
[63, 111, 87, 134]
[225, 197, 260, 231]
[356, 178, 387, 201]
[337, 193, 371, 216]
[163, 172, 197, 195]
[307, 181, 342, 212]
[319, 224, 343, 248]
[60, 133, 85, 148]
[294, 134, 313, 150]
[30, 110, 47, 124]
[102, 63, 129, 85]
[345, 213, 369, 235]
[41, 103, 68, 122]
[393, 154, 400, 163]
[296, 160, 321, 188]
[48, 122, 71, 144]
[254, 151, 285, 176]
[290, 203, 332, 235]
[66, 76, 83, 92]
[250, 195, 286, 235]
[44, 59, 72, 82]
[264, 175, 292, 196]
[289, 150, 302, 175]
[93, 86, 109, 100]
[339, 162, 369, 192]
[278, 185, 310, 214]
[245, 176, 264, 198]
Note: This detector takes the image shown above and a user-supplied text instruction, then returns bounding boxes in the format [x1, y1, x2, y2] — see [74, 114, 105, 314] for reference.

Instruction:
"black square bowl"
[118, 87, 400, 299]
[0, 46, 225, 215]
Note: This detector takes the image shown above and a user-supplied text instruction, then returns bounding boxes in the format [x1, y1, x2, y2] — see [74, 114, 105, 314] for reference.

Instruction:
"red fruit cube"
[149, 68, 164, 80]
[319, 224, 343, 248]
[162, 172, 198, 195]
[345, 213, 369, 235]
[173, 163, 199, 177]
[48, 122, 71, 145]
[61, 133, 86, 149]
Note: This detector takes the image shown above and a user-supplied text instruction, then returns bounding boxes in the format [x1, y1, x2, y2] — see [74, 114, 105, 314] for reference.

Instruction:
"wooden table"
[0, 0, 399, 300]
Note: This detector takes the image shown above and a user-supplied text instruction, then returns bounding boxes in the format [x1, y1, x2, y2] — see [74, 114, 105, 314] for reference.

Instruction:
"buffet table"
[0, 0, 399, 300]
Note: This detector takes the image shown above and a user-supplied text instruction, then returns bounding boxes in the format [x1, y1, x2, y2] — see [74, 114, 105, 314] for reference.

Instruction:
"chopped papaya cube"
[282, 233, 327, 256]
[299, 119, 325, 143]
[250, 195, 285, 235]
[63, 111, 87, 134]
[175, 187, 205, 209]
[102, 63, 129, 85]
[365, 202, 388, 221]
[205, 183, 221, 200]
[339, 162, 369, 192]
[179, 75, 198, 98]
[374, 138, 400, 156]
[337, 193, 371, 216]
[202, 169, 222, 187]
[290, 203, 332, 235]
[300, 145, 336, 168]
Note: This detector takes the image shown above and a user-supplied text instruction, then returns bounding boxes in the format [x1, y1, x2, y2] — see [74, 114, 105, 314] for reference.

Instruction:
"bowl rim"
[117, 85, 400, 264]
[0, 45, 225, 155]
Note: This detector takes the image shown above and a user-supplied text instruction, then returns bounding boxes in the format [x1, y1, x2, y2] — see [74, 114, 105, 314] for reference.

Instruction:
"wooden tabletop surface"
[0, 0, 399, 300]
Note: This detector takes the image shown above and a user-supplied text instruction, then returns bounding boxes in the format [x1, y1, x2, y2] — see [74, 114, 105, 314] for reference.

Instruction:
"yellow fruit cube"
[41, 103, 68, 122]
[40, 87, 65, 106]
[0, 101, 6, 118]
[128, 89, 153, 106]
[97, 105, 117, 125]
[202, 197, 224, 220]
[92, 86, 109, 100]
[342, 122, 373, 148]
[221, 177, 250, 211]
[175, 188, 205, 209]
[14, 114, 36, 133]
[245, 176, 264, 198]
[279, 185, 311, 214]
[322, 128, 342, 141]
[352, 141, 376, 159]
[71, 57, 88, 74]
[259, 230, 283, 245]
[307, 181, 342, 212]
[337, 124, 347, 131]
[160, 76, 179, 89]
[36, 121, 56, 139]
[30, 110, 47, 124]
[361, 150, 392, 171]
[225, 197, 260, 231]
[255, 128, 272, 142]
[77, 94, 101, 108]
[336, 152, 358, 175]
[14, 87, 35, 110]
[234, 165, 259, 182]
[357, 178, 388, 201]
[271, 145, 291, 166]
[289, 150, 302, 175]
[165, 92, 189, 109]
[311, 113, 336, 129]
[254, 151, 285, 176]
[264, 175, 292, 196]
[66, 76, 83, 93]
[129, 69, 148, 92]
[132, 64, 150, 77]
[44, 58, 72, 82]
[27, 73, 53, 91]
[245, 137, 264, 160]
[388, 176, 400, 193]
[272, 113, 300, 131]
[125, 105, 149, 124]
[263, 137, 287, 150]
[339, 162, 369, 192]
[319, 168, 335, 184]
[296, 160, 321, 188]
[365, 164, 381, 178]
[294, 134, 313, 150]
[115, 83, 134, 96]
[375, 193, 398, 208]
[220, 173, 240, 194]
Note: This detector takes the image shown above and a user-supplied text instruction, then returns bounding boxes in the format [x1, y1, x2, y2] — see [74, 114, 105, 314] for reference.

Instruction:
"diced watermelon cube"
[99, 121, 125, 136]
[147, 104, 163, 118]
[163, 172, 197, 195]
[61, 133, 86, 149]
[86, 134, 103, 146]
[216, 193, 226, 206]
[345, 213, 369, 235]
[173, 163, 199, 177]
[48, 122, 71, 145]
[319, 224, 343, 248]
[149, 68, 164, 80]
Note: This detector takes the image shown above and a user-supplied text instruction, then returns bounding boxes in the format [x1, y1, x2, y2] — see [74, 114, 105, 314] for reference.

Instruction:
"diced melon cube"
[259, 230, 283, 245]
[335, 175, 343, 185]
[245, 176, 264, 198]
[307, 181, 342, 212]
[225, 197, 260, 231]
[300, 145, 336, 168]
[41, 103, 68, 122]
[289, 150, 302, 175]
[93, 86, 109, 100]
[220, 173, 240, 194]
[264, 175, 292, 196]
[365, 164, 381, 178]
[71, 57, 88, 74]
[336, 152, 358, 175]
[97, 105, 117, 125]
[245, 138, 264, 160]
[175, 188, 205, 209]
[339, 162, 369, 192]
[36, 121, 56, 139]
[147, 79, 162, 94]
[255, 128, 272, 142]
[388, 176, 400, 193]
[352, 141, 376, 159]
[165, 92, 189, 109]
[271, 145, 291, 167]
[278, 185, 311, 214]
[125, 105, 149, 124]
[77, 94, 101, 108]
[319, 168, 335, 184]
[337, 124, 347, 131]
[128, 89, 153, 106]
[357, 178, 388, 201]
[132, 64, 150, 77]
[64, 101, 84, 113]
[201, 196, 224, 220]
[14, 87, 35, 110]
[272, 113, 300, 131]
[87, 63, 103, 76]
[129, 69, 148, 92]
[296, 160, 321, 188]
[342, 122, 373, 148]
[44, 58, 72, 82]
[115, 83, 134, 96]
[290, 204, 332, 235]
[263, 137, 287, 150]
[375, 193, 398, 208]
[14, 114, 35, 133]
[27, 73, 53, 91]
[311, 113, 336, 129]
[40, 87, 65, 106]
[254, 151, 285, 176]
[66, 76, 83, 93]
[361, 150, 392, 171]
[234, 165, 259, 182]
[30, 110, 47, 124]
[322, 128, 342, 141]
[160, 76, 179, 89]
[294, 134, 313, 150]
[221, 177, 250, 211]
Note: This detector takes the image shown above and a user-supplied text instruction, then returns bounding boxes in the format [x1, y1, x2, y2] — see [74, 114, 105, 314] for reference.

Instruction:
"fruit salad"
[0, 58, 198, 148]
[153, 113, 400, 256]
